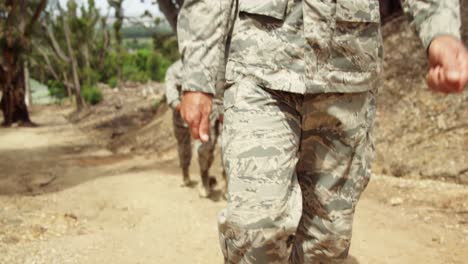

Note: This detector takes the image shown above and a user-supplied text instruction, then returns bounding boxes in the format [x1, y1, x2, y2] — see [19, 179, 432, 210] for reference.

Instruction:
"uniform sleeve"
[177, 0, 233, 95]
[401, 0, 461, 49]
[165, 61, 183, 109]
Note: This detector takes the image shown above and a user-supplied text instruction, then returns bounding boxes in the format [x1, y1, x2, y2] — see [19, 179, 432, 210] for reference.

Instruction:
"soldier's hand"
[427, 35, 468, 93]
[181, 91, 213, 142]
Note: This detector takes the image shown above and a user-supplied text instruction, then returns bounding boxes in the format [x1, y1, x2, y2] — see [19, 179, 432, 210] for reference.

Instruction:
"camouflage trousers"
[219, 78, 376, 263]
[173, 110, 223, 173]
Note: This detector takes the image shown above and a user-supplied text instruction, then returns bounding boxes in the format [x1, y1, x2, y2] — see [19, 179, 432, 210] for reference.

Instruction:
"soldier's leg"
[219, 78, 303, 264]
[173, 110, 192, 186]
[197, 115, 220, 197]
[216, 113, 228, 197]
[290, 91, 377, 263]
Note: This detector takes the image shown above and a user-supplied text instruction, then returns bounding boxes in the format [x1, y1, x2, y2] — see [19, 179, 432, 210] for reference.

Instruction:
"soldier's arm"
[401, 0, 467, 93]
[401, 0, 461, 49]
[165, 61, 183, 110]
[177, 0, 232, 95]
[178, 0, 233, 141]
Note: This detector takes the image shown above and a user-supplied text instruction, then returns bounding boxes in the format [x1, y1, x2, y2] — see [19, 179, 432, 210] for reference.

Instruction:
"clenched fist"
[427, 35, 468, 93]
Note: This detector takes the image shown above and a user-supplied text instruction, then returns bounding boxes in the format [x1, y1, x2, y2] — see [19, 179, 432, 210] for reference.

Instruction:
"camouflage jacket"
[178, 0, 461, 95]
[165, 60, 184, 110]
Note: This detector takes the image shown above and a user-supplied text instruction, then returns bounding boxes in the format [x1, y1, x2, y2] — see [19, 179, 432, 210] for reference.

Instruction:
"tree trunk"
[82, 43, 91, 85]
[97, 19, 110, 72]
[24, 61, 32, 107]
[71, 56, 84, 108]
[63, 16, 86, 110]
[157, 0, 180, 32]
[0, 49, 33, 127]
[115, 30, 123, 87]
[83, 44, 91, 69]
[63, 72, 73, 98]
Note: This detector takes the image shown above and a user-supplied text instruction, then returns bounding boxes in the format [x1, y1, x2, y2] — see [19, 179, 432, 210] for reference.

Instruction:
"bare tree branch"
[25, 0, 48, 37]
[62, 10, 85, 109]
[37, 46, 59, 81]
[42, 22, 70, 62]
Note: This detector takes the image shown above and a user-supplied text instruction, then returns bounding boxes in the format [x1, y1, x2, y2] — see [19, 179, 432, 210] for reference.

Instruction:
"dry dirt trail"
[0, 107, 467, 264]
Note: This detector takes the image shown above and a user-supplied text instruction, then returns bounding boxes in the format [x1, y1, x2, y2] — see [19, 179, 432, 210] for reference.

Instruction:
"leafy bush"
[147, 51, 171, 82]
[135, 49, 151, 72]
[47, 80, 68, 99]
[121, 50, 152, 82]
[82, 67, 101, 87]
[82, 85, 103, 105]
[124, 38, 152, 51]
[100, 53, 118, 83]
[161, 37, 180, 62]
[122, 63, 144, 82]
[107, 77, 118, 88]
[127, 70, 150, 82]
[84, 44, 176, 85]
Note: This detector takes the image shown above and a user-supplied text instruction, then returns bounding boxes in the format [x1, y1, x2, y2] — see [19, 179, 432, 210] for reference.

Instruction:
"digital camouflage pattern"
[177, 0, 230, 95]
[402, 0, 461, 49]
[220, 77, 376, 263]
[178, 0, 461, 95]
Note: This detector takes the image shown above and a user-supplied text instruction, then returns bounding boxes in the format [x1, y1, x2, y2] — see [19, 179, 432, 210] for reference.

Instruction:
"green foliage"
[100, 52, 118, 83]
[124, 38, 153, 51]
[107, 76, 118, 88]
[135, 49, 151, 70]
[152, 35, 179, 62]
[122, 64, 150, 82]
[82, 67, 101, 86]
[108, 48, 172, 83]
[121, 24, 172, 39]
[82, 85, 103, 105]
[26, 0, 110, 111]
[122, 50, 147, 82]
[27, 0, 179, 97]
[147, 51, 171, 82]
[47, 80, 68, 99]
[161, 37, 179, 62]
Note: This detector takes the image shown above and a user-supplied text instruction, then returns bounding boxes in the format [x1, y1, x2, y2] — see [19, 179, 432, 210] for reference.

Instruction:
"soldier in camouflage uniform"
[178, 0, 467, 262]
[165, 60, 226, 197]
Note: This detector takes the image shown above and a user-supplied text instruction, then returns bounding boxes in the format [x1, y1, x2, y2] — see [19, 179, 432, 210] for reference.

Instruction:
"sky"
[58, 0, 162, 18]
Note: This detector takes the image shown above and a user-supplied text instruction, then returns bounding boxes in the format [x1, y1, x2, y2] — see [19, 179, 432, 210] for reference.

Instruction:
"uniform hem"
[226, 68, 380, 95]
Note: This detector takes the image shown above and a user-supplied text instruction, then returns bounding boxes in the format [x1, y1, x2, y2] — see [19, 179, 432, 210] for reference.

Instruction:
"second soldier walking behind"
[165, 60, 225, 198]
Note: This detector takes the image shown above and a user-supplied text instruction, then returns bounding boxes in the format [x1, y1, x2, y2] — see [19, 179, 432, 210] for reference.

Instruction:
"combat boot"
[198, 170, 211, 198]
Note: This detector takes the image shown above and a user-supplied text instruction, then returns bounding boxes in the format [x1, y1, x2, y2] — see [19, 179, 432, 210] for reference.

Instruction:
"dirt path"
[1, 107, 467, 264]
